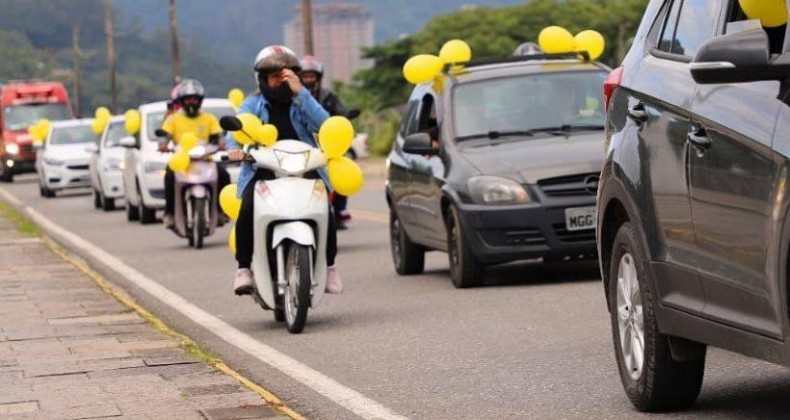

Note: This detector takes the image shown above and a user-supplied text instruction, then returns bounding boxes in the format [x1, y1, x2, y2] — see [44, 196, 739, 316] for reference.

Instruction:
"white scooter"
[221, 116, 328, 334]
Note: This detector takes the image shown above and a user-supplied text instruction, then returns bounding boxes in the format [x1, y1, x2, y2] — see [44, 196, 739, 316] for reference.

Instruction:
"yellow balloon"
[179, 132, 199, 151]
[95, 106, 111, 123]
[739, 0, 788, 27]
[574, 30, 605, 61]
[538, 26, 576, 53]
[228, 225, 237, 254]
[28, 124, 44, 142]
[439, 39, 472, 64]
[228, 88, 245, 109]
[327, 157, 364, 196]
[124, 109, 141, 135]
[232, 113, 260, 145]
[219, 184, 241, 220]
[38, 119, 51, 135]
[91, 118, 104, 135]
[168, 150, 190, 173]
[403, 54, 443, 85]
[318, 116, 354, 159]
[255, 124, 278, 147]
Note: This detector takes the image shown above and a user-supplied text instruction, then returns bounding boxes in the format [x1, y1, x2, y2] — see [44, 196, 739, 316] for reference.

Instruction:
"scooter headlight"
[274, 150, 309, 174]
[188, 145, 207, 159]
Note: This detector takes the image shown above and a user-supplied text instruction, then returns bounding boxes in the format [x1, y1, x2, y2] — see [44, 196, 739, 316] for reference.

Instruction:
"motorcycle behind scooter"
[220, 116, 329, 334]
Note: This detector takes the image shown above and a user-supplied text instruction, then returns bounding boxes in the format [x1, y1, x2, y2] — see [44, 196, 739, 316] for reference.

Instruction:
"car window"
[452, 71, 607, 139]
[49, 125, 96, 145]
[104, 121, 127, 148]
[399, 100, 420, 137]
[672, 0, 722, 56]
[146, 111, 166, 141]
[658, 0, 682, 52]
[647, 0, 673, 48]
[4, 103, 71, 131]
[417, 94, 438, 135]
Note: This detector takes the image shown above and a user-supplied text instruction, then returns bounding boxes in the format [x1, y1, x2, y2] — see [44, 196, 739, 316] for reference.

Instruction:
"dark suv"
[387, 53, 609, 288]
[598, 0, 790, 412]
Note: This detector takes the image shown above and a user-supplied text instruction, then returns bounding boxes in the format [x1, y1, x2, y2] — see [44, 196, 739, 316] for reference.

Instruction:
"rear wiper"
[456, 130, 534, 142]
[563, 124, 605, 131]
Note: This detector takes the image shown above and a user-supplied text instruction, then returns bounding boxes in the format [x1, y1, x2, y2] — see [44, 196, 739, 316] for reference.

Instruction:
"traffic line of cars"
[33, 98, 236, 226]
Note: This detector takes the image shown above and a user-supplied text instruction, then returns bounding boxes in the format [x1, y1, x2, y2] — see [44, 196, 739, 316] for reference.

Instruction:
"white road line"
[0, 187, 408, 420]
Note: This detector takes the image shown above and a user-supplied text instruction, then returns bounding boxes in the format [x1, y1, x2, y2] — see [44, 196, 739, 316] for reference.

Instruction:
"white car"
[120, 98, 235, 224]
[36, 119, 97, 198]
[87, 116, 126, 211]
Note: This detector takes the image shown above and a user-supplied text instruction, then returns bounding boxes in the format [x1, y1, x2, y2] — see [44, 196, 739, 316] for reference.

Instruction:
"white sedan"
[88, 116, 126, 211]
[36, 119, 97, 198]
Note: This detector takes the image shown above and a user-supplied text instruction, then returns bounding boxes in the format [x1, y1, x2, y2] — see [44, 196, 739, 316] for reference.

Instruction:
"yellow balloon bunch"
[168, 132, 199, 173]
[27, 119, 51, 143]
[739, 0, 787, 27]
[219, 184, 241, 220]
[232, 113, 278, 147]
[91, 106, 111, 135]
[228, 88, 245, 109]
[124, 109, 141, 135]
[228, 225, 237, 254]
[538, 26, 606, 60]
[403, 40, 473, 85]
[318, 117, 364, 196]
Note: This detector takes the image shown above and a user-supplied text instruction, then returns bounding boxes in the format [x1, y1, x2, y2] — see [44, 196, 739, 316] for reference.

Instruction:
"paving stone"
[183, 393, 264, 410]
[24, 357, 144, 378]
[38, 400, 122, 420]
[16, 350, 132, 365]
[9, 337, 72, 357]
[0, 401, 39, 416]
[180, 383, 246, 397]
[200, 405, 282, 420]
[48, 313, 142, 326]
[87, 362, 213, 380]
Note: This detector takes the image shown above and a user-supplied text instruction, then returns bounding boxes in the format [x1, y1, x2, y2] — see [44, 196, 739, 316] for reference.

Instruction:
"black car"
[386, 52, 609, 288]
[597, 0, 790, 412]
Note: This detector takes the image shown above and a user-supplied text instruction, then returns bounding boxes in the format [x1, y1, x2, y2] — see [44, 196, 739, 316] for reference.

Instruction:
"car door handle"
[627, 103, 647, 124]
[687, 128, 711, 151]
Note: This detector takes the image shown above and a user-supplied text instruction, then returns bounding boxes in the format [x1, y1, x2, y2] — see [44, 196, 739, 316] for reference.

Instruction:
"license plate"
[565, 206, 596, 231]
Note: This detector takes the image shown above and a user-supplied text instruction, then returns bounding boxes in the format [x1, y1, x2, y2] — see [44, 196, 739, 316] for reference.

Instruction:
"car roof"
[137, 97, 232, 113]
[51, 118, 93, 129]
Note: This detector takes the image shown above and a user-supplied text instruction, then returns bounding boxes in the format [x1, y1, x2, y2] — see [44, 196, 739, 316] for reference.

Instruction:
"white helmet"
[253, 45, 300, 73]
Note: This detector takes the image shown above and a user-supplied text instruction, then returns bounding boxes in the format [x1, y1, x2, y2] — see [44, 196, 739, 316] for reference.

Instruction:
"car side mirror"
[119, 136, 138, 148]
[403, 132, 438, 156]
[690, 28, 790, 84]
[85, 143, 99, 153]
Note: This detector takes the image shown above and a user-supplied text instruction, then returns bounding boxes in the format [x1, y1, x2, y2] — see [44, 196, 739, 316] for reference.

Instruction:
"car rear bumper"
[457, 200, 597, 264]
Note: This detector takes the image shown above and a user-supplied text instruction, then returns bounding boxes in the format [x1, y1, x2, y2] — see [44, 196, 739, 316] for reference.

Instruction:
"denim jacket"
[226, 87, 330, 197]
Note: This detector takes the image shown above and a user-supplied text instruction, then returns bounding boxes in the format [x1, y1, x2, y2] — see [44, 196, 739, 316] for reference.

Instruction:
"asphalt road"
[4, 170, 790, 419]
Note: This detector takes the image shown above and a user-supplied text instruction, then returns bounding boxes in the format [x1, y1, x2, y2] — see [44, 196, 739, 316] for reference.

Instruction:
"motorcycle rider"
[227, 45, 343, 296]
[160, 79, 231, 229]
[298, 55, 352, 230]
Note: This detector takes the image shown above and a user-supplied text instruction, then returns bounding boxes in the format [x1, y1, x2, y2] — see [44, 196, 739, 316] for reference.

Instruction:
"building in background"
[284, 3, 374, 84]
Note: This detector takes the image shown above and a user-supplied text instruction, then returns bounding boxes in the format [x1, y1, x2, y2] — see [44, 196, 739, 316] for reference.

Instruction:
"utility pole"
[168, 0, 181, 84]
[103, 0, 117, 113]
[72, 26, 82, 117]
[301, 0, 314, 55]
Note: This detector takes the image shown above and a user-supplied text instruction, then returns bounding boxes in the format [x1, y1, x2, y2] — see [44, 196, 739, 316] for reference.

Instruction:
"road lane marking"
[0, 187, 409, 420]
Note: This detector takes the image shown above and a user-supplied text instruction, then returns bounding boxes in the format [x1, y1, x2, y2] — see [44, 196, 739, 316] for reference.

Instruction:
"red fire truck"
[0, 81, 73, 182]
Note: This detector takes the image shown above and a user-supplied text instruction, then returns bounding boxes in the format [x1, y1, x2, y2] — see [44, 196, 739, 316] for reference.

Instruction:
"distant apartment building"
[284, 3, 374, 83]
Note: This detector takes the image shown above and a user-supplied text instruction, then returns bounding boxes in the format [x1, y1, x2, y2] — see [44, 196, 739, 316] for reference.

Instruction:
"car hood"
[457, 132, 604, 184]
[45, 143, 91, 161]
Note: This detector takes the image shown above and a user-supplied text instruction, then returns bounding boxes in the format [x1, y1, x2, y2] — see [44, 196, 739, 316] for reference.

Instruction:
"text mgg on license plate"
[565, 206, 596, 232]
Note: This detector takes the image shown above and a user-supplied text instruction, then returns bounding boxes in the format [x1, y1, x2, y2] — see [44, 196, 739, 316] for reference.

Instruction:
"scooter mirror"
[346, 109, 361, 120]
[154, 128, 168, 138]
[220, 116, 243, 132]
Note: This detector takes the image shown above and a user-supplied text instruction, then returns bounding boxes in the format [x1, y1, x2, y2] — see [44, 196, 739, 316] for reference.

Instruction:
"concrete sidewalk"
[0, 207, 291, 419]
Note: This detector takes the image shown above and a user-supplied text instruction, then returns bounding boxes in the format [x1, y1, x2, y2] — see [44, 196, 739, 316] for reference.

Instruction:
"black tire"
[193, 197, 206, 249]
[126, 198, 140, 221]
[389, 209, 424, 275]
[41, 185, 55, 198]
[446, 205, 484, 288]
[39, 184, 47, 198]
[609, 222, 705, 412]
[137, 182, 157, 224]
[274, 307, 286, 323]
[101, 195, 115, 211]
[1, 163, 13, 183]
[284, 242, 311, 334]
[93, 189, 102, 208]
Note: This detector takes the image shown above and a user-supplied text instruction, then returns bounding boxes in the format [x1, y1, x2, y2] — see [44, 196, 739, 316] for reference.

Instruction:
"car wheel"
[93, 189, 102, 209]
[446, 205, 484, 288]
[1, 164, 14, 183]
[102, 195, 115, 211]
[609, 222, 705, 412]
[389, 209, 424, 275]
[126, 197, 140, 221]
[137, 181, 157, 224]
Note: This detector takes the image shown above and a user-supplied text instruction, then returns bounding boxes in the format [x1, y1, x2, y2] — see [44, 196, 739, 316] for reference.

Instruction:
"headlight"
[466, 176, 530, 205]
[105, 158, 124, 171]
[188, 145, 207, 159]
[143, 161, 167, 173]
[44, 156, 65, 166]
[5, 144, 19, 155]
[274, 150, 309, 174]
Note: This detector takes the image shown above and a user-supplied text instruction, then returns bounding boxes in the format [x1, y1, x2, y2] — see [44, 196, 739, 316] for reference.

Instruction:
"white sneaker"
[233, 268, 254, 295]
[325, 265, 343, 294]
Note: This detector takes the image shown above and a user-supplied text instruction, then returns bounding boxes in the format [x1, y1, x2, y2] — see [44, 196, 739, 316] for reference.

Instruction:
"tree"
[0, 31, 50, 81]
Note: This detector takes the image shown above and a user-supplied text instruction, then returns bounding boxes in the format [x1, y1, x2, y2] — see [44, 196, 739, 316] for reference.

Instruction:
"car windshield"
[145, 106, 235, 141]
[104, 121, 127, 148]
[452, 70, 607, 140]
[3, 103, 71, 131]
[49, 125, 96, 145]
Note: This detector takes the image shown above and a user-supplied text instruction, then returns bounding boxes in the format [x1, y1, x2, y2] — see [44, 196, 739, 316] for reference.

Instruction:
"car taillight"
[603, 66, 624, 112]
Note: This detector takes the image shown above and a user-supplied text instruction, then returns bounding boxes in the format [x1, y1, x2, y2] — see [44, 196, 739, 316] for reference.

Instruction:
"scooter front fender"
[185, 184, 207, 199]
[272, 221, 315, 249]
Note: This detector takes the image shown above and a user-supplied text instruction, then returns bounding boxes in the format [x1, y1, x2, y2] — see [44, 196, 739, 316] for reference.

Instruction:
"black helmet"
[253, 45, 301, 74]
